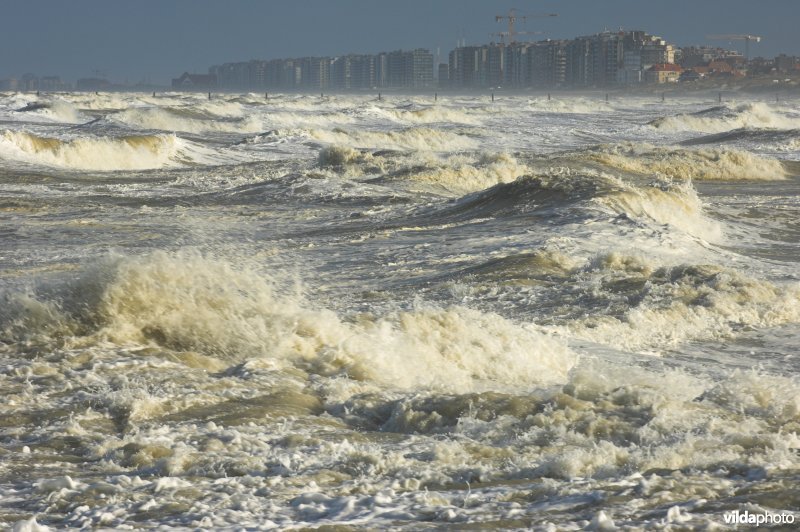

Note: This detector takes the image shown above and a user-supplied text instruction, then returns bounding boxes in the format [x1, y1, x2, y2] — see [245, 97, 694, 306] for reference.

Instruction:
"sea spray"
[0, 131, 185, 170]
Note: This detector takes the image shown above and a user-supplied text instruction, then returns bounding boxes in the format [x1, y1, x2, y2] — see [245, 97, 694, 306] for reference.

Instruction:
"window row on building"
[444, 30, 675, 88]
[205, 49, 433, 91]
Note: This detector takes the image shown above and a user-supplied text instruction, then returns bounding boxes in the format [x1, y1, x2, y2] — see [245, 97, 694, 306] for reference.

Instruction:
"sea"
[1, 89, 799, 530]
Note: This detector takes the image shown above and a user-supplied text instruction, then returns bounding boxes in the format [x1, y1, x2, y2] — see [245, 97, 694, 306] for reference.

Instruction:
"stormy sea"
[1, 90, 799, 529]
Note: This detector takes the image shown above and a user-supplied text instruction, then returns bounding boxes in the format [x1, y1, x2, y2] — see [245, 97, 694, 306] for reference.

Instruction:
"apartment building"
[445, 30, 676, 89]
[209, 48, 432, 92]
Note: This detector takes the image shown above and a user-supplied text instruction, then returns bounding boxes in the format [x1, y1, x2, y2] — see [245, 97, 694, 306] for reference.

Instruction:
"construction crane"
[706, 34, 762, 60]
[495, 9, 557, 44]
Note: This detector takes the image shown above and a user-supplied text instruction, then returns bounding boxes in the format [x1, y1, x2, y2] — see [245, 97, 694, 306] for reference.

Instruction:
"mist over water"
[1, 89, 799, 529]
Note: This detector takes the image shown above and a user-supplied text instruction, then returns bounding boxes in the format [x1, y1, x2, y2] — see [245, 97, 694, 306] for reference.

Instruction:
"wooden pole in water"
[435, 92, 437, 102]
[718, 92, 722, 103]
[491, 91, 494, 102]
[378, 92, 381, 100]
[265, 92, 268, 100]
[208, 92, 211, 100]
[548, 93, 551, 101]
[662, 92, 665, 102]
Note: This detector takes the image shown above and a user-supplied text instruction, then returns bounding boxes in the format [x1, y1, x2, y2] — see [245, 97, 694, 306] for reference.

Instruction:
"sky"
[2, 0, 798, 85]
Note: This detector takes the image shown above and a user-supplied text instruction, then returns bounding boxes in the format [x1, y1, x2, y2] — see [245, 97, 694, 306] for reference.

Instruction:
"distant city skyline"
[3, 0, 799, 84]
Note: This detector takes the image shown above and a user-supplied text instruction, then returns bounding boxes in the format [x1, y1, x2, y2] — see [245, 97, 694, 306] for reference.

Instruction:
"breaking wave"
[14, 99, 84, 123]
[436, 167, 720, 241]
[680, 127, 800, 146]
[317, 144, 367, 167]
[527, 97, 609, 114]
[309, 126, 477, 151]
[113, 107, 264, 134]
[564, 256, 800, 351]
[263, 110, 357, 129]
[366, 104, 491, 125]
[599, 179, 723, 241]
[388, 152, 530, 193]
[650, 102, 800, 133]
[0, 130, 189, 170]
[584, 143, 787, 181]
[1, 251, 576, 393]
[315, 146, 526, 192]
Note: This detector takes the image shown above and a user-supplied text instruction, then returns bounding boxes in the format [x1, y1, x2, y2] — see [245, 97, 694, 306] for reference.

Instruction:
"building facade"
[445, 30, 676, 89]
[208, 48, 433, 92]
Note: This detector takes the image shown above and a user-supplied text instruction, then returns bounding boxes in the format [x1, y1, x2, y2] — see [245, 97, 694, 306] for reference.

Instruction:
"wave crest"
[599, 180, 723, 241]
[309, 126, 476, 151]
[650, 102, 800, 133]
[2, 251, 576, 393]
[586, 143, 787, 181]
[114, 107, 263, 134]
[0, 130, 185, 170]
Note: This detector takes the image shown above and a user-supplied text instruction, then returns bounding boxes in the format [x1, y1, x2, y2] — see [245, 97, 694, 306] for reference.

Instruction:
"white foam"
[367, 104, 490, 125]
[0, 130, 193, 170]
[12, 517, 51, 532]
[38, 100, 84, 123]
[564, 258, 800, 351]
[309, 126, 476, 151]
[528, 97, 610, 114]
[598, 179, 724, 241]
[587, 143, 787, 181]
[113, 107, 263, 134]
[5, 251, 576, 393]
[398, 152, 530, 193]
[652, 102, 800, 133]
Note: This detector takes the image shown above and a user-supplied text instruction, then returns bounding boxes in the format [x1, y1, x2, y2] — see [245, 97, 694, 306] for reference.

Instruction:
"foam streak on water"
[1, 90, 799, 529]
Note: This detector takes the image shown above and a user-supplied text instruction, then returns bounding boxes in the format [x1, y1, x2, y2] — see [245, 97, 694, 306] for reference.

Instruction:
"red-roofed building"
[645, 63, 682, 83]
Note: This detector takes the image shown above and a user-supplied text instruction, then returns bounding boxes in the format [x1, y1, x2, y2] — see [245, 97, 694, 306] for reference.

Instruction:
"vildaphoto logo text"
[723, 510, 795, 526]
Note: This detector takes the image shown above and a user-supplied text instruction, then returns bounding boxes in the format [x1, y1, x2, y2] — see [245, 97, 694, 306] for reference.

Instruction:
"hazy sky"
[3, 0, 798, 84]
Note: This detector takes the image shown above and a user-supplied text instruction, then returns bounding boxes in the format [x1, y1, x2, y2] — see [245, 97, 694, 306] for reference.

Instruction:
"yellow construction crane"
[495, 9, 557, 44]
[706, 34, 763, 60]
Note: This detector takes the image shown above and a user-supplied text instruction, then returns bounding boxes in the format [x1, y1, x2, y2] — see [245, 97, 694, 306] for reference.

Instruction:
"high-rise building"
[566, 38, 593, 86]
[442, 30, 676, 89]
[207, 48, 432, 92]
[486, 43, 507, 87]
[437, 63, 449, 88]
[448, 46, 487, 88]
[409, 49, 434, 88]
[386, 49, 434, 88]
[528, 40, 567, 87]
